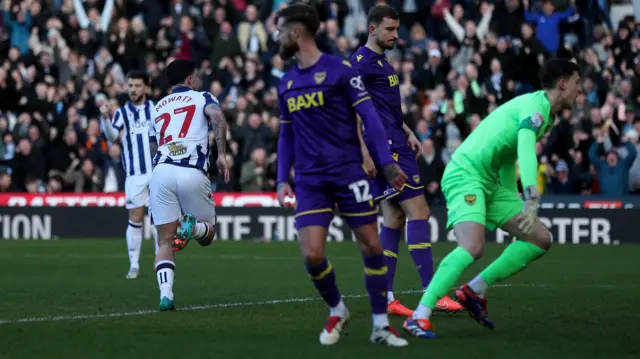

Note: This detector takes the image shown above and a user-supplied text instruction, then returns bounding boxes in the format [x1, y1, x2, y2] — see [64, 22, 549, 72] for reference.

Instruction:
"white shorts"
[125, 174, 151, 209]
[149, 164, 216, 226]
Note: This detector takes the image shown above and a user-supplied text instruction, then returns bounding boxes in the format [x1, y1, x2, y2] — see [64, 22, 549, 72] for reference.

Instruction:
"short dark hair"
[165, 59, 197, 87]
[367, 5, 399, 26]
[276, 3, 320, 36]
[126, 70, 149, 85]
[539, 59, 581, 89]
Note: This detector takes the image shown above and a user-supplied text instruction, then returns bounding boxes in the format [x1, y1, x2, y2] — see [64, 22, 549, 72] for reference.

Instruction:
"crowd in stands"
[0, 0, 639, 202]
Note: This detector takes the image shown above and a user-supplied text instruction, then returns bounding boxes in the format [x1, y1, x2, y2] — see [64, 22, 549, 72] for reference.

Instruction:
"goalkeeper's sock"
[468, 275, 488, 298]
[474, 240, 547, 288]
[413, 246, 474, 320]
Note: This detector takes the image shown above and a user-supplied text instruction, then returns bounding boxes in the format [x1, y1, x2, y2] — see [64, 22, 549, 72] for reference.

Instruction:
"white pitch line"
[0, 290, 419, 325]
[0, 283, 627, 325]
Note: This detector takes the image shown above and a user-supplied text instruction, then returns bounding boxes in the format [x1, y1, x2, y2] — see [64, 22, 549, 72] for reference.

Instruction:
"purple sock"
[407, 220, 435, 289]
[363, 254, 388, 314]
[380, 226, 402, 292]
[305, 258, 342, 308]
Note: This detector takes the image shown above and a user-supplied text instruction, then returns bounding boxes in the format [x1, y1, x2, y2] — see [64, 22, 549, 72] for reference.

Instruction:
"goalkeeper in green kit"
[403, 59, 581, 339]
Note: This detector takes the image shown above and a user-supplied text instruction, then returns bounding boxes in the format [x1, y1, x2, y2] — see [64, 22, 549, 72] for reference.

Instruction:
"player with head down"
[352, 5, 463, 316]
[402, 59, 581, 338]
[275, 4, 409, 347]
[148, 59, 230, 311]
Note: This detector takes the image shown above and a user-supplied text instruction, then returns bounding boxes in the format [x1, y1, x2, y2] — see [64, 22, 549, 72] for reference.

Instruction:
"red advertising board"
[0, 193, 280, 207]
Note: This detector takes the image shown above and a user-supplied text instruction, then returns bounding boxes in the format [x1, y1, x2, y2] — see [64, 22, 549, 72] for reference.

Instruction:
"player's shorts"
[125, 174, 151, 209]
[294, 173, 379, 230]
[441, 162, 522, 231]
[371, 145, 424, 203]
[149, 164, 216, 226]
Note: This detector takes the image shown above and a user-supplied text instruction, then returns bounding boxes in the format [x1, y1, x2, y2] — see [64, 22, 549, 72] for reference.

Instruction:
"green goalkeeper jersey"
[448, 91, 553, 191]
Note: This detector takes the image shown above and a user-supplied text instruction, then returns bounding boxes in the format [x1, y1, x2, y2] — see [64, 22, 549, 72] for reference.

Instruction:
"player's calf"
[461, 217, 551, 324]
[299, 226, 349, 344]
[155, 221, 178, 311]
[353, 222, 406, 345]
[125, 207, 145, 278]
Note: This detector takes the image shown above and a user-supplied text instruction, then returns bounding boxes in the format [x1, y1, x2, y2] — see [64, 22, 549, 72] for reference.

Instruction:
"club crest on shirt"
[314, 72, 326, 85]
[168, 142, 187, 156]
[464, 194, 477, 205]
[529, 113, 543, 128]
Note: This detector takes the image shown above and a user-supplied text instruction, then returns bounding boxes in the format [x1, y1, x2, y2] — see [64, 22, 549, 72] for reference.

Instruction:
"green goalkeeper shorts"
[441, 163, 523, 231]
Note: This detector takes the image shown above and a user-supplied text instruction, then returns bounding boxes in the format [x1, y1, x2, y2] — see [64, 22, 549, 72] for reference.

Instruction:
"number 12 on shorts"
[349, 180, 372, 203]
[154, 104, 196, 146]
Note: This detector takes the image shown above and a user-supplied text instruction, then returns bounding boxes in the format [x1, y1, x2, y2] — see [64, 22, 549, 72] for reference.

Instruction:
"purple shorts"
[294, 173, 379, 230]
[371, 145, 424, 203]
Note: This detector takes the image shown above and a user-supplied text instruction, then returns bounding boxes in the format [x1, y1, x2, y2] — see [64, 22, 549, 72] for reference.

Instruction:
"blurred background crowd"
[1, 0, 640, 203]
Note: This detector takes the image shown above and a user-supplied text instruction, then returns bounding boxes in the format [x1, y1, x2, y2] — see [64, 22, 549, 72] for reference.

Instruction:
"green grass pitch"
[0, 240, 638, 359]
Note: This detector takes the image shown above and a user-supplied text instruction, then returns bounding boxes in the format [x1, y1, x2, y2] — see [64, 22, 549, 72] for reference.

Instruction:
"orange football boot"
[387, 300, 414, 316]
[434, 295, 464, 312]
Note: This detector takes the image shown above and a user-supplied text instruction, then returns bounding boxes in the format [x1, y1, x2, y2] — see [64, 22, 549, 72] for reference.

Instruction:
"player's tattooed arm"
[205, 103, 228, 155]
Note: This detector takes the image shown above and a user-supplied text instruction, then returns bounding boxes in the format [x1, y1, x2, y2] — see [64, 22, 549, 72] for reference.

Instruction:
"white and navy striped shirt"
[149, 86, 217, 173]
[110, 99, 155, 176]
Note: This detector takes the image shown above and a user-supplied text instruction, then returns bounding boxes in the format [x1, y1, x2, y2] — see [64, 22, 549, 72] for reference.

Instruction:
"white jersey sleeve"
[151, 87, 218, 173]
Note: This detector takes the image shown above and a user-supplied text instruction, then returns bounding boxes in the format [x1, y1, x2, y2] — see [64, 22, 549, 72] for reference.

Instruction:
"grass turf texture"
[0, 240, 638, 359]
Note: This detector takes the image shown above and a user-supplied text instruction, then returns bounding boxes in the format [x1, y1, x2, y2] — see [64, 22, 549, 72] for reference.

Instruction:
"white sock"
[193, 221, 208, 240]
[330, 299, 348, 318]
[126, 221, 143, 269]
[387, 291, 395, 303]
[468, 275, 489, 298]
[152, 226, 159, 254]
[412, 304, 432, 320]
[156, 260, 175, 300]
[373, 314, 389, 328]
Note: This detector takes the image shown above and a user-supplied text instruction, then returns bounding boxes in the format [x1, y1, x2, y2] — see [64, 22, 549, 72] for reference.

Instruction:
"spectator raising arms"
[0, 0, 638, 200]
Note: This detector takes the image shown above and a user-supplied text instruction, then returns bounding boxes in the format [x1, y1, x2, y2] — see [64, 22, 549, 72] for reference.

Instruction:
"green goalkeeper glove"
[517, 185, 540, 236]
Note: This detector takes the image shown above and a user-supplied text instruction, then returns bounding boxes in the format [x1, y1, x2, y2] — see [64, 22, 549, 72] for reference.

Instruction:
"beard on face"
[377, 37, 395, 51]
[279, 41, 299, 61]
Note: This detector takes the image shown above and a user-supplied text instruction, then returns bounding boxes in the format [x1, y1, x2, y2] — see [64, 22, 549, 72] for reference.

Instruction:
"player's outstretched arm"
[205, 103, 230, 183]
